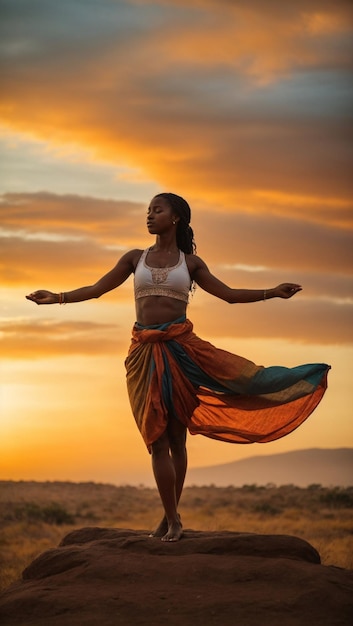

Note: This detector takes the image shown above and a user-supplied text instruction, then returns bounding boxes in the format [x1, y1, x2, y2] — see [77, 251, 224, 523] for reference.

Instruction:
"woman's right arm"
[26, 249, 140, 305]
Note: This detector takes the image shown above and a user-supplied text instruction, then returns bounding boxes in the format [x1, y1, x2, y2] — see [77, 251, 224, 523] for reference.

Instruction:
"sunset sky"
[1, 0, 352, 486]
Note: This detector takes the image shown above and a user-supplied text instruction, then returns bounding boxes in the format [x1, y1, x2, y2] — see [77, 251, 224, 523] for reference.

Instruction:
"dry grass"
[1, 481, 352, 592]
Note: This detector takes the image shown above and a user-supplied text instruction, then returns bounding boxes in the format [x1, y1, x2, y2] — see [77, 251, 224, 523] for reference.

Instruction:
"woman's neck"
[152, 234, 178, 253]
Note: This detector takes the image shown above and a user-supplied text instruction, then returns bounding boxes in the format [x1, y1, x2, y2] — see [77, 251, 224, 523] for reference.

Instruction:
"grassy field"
[1, 480, 352, 592]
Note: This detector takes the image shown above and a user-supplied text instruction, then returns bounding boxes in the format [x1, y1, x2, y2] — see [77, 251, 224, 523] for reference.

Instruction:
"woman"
[26, 192, 330, 542]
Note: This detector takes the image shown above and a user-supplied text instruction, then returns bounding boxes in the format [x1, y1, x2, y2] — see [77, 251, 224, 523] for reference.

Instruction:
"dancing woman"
[27, 192, 330, 542]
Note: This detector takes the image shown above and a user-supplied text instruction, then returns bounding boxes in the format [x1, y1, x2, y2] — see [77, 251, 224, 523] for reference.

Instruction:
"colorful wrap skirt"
[125, 316, 330, 450]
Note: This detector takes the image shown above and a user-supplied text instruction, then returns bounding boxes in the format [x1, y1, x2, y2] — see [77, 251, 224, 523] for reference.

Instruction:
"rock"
[0, 528, 352, 625]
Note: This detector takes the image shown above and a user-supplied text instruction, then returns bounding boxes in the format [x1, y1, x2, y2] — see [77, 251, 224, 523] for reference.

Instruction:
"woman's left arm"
[190, 257, 302, 303]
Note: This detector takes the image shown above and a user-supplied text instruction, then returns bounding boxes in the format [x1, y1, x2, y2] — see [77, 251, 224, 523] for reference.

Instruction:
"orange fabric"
[125, 319, 329, 449]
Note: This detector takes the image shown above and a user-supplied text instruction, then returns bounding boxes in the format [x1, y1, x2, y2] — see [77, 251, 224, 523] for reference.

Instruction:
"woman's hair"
[155, 192, 196, 254]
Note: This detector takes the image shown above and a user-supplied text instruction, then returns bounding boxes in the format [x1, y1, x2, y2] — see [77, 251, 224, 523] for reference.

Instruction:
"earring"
[172, 220, 176, 225]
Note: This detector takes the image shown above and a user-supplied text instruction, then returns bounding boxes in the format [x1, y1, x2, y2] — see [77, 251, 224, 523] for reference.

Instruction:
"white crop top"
[134, 248, 191, 303]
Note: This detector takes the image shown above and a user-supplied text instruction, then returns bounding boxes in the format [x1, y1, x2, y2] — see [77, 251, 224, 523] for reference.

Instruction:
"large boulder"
[0, 528, 352, 625]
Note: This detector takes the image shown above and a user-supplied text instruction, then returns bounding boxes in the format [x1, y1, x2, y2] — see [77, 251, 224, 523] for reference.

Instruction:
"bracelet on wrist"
[263, 289, 267, 301]
[59, 292, 66, 305]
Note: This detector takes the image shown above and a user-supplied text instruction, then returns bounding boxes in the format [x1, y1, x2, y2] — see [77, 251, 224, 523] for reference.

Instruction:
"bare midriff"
[135, 295, 187, 326]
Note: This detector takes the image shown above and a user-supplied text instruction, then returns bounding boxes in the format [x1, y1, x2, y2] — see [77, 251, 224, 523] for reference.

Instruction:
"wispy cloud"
[0, 3, 352, 340]
[1, 0, 352, 219]
[191, 295, 353, 345]
[196, 210, 353, 275]
[3, 288, 352, 360]
[0, 192, 145, 242]
[1, 318, 127, 358]
[1, 192, 352, 291]
[1, 0, 352, 481]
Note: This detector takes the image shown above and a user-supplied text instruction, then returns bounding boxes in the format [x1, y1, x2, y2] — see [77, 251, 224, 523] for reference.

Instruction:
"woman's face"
[146, 196, 178, 234]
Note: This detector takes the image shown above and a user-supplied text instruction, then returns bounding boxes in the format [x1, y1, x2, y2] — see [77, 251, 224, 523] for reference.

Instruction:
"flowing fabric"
[125, 317, 330, 450]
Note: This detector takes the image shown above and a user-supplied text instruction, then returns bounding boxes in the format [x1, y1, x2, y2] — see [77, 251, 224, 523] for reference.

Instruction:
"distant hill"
[185, 448, 353, 487]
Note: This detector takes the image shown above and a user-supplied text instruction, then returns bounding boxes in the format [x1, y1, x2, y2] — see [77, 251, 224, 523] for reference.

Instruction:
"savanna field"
[1, 481, 352, 592]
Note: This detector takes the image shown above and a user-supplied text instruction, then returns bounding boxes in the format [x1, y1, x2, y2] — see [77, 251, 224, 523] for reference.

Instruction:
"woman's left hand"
[274, 283, 302, 299]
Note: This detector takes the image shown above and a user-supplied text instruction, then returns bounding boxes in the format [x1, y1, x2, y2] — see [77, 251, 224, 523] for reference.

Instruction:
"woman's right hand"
[26, 290, 58, 305]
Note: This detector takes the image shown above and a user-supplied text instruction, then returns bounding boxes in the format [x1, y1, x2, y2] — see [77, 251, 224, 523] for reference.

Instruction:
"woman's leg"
[168, 416, 187, 505]
[150, 417, 187, 541]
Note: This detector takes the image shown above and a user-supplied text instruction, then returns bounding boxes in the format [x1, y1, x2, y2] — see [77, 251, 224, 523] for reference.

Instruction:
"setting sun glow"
[1, 0, 352, 485]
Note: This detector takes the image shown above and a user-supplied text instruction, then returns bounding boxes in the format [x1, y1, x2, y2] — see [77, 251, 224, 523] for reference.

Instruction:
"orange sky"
[1, 0, 352, 485]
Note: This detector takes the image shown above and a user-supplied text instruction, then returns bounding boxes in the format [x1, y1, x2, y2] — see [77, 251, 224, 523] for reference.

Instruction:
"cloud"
[0, 2, 351, 352]
[1, 318, 128, 359]
[0, 192, 146, 242]
[0, 130, 159, 201]
[134, 0, 353, 79]
[1, 0, 352, 220]
[0, 234, 139, 292]
[2, 287, 351, 363]
[191, 295, 353, 345]
[1, 192, 352, 289]
[0, 191, 148, 287]
[195, 210, 353, 275]
[213, 267, 353, 302]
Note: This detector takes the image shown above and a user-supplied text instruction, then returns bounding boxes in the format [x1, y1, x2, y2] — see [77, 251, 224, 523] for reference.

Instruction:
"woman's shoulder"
[184, 252, 207, 273]
[121, 248, 146, 270]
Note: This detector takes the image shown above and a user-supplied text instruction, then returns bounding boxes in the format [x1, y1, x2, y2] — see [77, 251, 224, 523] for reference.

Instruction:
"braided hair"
[155, 192, 196, 255]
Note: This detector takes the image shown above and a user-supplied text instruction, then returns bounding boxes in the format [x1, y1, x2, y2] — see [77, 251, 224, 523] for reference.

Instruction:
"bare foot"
[149, 516, 168, 538]
[161, 518, 183, 542]
[149, 513, 182, 538]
